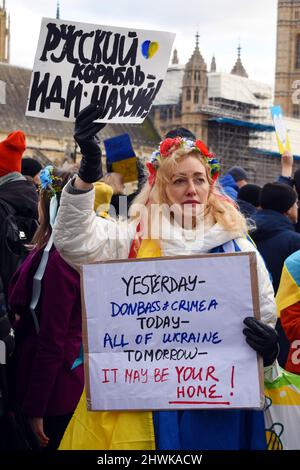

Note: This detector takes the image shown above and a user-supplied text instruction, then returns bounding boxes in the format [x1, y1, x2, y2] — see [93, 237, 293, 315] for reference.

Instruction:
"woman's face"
[165, 155, 210, 215]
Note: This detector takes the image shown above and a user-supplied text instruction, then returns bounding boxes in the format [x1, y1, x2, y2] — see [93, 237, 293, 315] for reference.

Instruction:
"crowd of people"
[0, 103, 300, 450]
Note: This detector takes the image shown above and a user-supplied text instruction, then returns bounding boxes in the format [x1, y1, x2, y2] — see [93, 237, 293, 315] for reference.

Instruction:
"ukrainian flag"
[276, 250, 300, 316]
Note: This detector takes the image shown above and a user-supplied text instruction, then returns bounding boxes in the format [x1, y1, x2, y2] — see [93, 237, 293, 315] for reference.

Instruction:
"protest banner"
[81, 252, 264, 411]
[270, 105, 291, 153]
[26, 18, 175, 123]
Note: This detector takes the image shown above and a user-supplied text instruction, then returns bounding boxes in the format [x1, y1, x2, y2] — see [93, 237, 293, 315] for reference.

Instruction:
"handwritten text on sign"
[26, 18, 175, 123]
[82, 253, 262, 410]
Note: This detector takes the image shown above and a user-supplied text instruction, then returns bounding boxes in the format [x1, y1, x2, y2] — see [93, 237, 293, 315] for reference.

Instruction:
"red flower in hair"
[211, 172, 219, 182]
[195, 140, 212, 157]
[146, 162, 156, 187]
[159, 137, 182, 157]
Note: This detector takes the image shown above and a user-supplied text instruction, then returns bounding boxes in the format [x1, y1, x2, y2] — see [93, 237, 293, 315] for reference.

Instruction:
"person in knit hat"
[237, 184, 261, 219]
[252, 182, 300, 370]
[0, 131, 26, 177]
[260, 182, 297, 216]
[0, 130, 39, 449]
[251, 183, 300, 370]
[0, 128, 38, 255]
[219, 166, 248, 201]
[0, 129, 38, 293]
[252, 182, 300, 294]
[228, 166, 248, 189]
[21, 157, 43, 186]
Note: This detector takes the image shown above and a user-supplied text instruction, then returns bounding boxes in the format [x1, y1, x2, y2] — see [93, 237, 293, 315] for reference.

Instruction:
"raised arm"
[74, 103, 106, 190]
[54, 105, 133, 269]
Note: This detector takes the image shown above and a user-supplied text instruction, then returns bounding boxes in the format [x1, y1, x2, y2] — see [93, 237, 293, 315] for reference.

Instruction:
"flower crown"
[146, 137, 220, 186]
[39, 165, 63, 197]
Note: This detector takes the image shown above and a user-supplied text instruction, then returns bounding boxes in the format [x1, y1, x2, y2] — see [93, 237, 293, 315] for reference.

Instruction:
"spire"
[195, 31, 200, 50]
[210, 55, 216, 72]
[231, 43, 248, 78]
[56, 1, 60, 19]
[172, 48, 179, 64]
[185, 31, 206, 70]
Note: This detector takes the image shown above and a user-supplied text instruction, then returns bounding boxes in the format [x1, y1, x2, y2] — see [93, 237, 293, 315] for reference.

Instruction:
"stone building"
[151, 36, 292, 185]
[275, 0, 300, 118]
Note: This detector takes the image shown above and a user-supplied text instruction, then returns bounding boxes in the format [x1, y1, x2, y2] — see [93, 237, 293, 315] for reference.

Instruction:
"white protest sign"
[270, 105, 291, 153]
[81, 252, 264, 411]
[26, 18, 175, 123]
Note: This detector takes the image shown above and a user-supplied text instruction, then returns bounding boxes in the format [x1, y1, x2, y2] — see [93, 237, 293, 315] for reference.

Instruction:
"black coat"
[252, 209, 300, 368]
[0, 179, 38, 242]
[252, 209, 300, 294]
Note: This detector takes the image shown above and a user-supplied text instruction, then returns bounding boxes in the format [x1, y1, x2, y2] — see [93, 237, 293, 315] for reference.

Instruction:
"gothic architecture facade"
[151, 35, 297, 185]
[275, 0, 300, 117]
[152, 36, 251, 147]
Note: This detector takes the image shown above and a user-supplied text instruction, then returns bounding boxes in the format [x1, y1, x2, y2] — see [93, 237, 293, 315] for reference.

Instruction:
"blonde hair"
[130, 148, 247, 235]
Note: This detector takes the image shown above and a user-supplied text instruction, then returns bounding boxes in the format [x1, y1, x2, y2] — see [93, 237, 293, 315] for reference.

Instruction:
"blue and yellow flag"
[276, 250, 300, 316]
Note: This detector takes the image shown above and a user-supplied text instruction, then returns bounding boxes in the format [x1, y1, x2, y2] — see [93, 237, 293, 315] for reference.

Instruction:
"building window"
[296, 11, 300, 19]
[194, 88, 200, 104]
[186, 88, 191, 101]
[293, 104, 300, 118]
[296, 35, 300, 68]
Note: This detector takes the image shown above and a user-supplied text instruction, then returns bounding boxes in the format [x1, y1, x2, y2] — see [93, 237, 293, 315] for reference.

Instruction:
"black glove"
[243, 317, 279, 367]
[75, 103, 106, 183]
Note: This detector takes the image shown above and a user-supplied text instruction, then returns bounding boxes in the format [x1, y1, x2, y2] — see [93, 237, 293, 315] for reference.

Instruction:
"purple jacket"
[8, 247, 84, 417]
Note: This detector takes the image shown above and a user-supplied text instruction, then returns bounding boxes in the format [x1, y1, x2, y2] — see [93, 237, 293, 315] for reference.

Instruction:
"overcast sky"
[6, 0, 278, 86]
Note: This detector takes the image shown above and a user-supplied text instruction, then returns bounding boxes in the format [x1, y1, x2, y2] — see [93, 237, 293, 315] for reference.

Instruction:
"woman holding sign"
[54, 104, 278, 450]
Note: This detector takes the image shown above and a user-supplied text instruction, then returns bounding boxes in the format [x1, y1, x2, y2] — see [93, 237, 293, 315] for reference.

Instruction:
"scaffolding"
[205, 73, 285, 185]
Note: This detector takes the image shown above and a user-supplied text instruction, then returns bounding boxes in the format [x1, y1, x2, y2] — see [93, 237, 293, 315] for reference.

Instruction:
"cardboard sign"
[270, 105, 291, 153]
[81, 252, 264, 411]
[26, 18, 175, 123]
